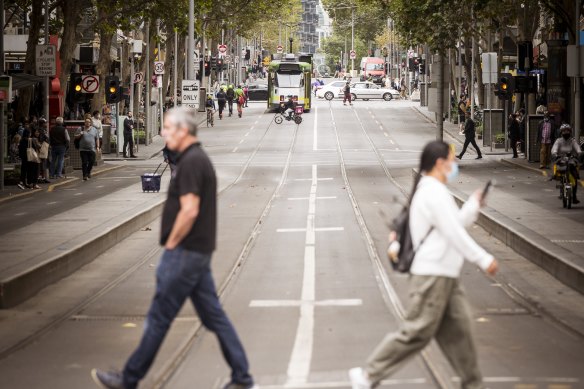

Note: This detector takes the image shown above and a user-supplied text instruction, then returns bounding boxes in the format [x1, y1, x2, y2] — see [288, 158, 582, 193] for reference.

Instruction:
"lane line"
[232, 147, 239, 153]
[294, 178, 333, 181]
[249, 299, 362, 308]
[313, 106, 318, 151]
[277, 227, 344, 233]
[288, 196, 337, 201]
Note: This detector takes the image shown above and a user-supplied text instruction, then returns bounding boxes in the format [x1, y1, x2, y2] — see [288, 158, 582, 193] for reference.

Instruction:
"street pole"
[187, 0, 195, 80]
[0, 0, 5, 191]
[436, 54, 444, 141]
[351, 7, 354, 75]
[145, 21, 150, 150]
[221, 28, 225, 84]
[574, 0, 581, 141]
[174, 29, 177, 107]
[470, 8, 475, 120]
[44, 0, 49, 123]
[130, 53, 135, 119]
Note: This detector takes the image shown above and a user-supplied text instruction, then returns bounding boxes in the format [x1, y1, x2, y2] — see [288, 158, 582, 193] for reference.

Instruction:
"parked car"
[350, 81, 399, 101]
[316, 80, 347, 100]
[247, 83, 269, 101]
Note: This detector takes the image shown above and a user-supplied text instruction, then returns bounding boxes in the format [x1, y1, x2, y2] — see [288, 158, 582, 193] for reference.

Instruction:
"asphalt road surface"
[0, 99, 582, 389]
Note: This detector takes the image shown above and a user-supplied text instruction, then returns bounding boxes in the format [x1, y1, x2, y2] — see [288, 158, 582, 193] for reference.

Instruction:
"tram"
[267, 53, 312, 112]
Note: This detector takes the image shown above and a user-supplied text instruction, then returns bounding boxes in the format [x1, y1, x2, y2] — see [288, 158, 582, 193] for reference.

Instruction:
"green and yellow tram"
[267, 54, 312, 112]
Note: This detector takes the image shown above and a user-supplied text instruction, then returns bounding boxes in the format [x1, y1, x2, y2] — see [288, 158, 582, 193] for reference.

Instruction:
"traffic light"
[70, 73, 83, 102]
[198, 60, 204, 80]
[495, 73, 515, 100]
[245, 49, 250, 60]
[210, 56, 217, 71]
[217, 58, 224, 71]
[204, 60, 210, 76]
[105, 76, 121, 103]
[419, 60, 425, 74]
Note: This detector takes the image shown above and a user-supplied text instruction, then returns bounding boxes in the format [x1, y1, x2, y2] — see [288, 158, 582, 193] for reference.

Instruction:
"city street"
[0, 99, 583, 389]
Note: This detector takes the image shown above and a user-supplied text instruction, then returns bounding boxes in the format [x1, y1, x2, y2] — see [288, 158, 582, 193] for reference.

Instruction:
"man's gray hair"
[166, 107, 198, 136]
[56, 116, 64, 124]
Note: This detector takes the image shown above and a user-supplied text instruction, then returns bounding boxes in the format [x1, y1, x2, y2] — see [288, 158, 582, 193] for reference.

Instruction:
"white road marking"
[389, 139, 394, 144]
[232, 147, 239, 153]
[379, 125, 383, 130]
[276, 227, 344, 233]
[96, 185, 104, 188]
[14, 212, 26, 216]
[249, 299, 362, 307]
[255, 120, 259, 125]
[245, 132, 250, 137]
[47, 201, 57, 205]
[384, 133, 389, 137]
[294, 178, 333, 181]
[313, 106, 318, 151]
[260, 378, 427, 388]
[74, 193, 83, 196]
[239, 139, 244, 144]
[288, 196, 337, 201]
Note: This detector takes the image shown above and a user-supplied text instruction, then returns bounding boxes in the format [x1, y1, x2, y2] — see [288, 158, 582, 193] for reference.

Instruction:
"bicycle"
[206, 108, 215, 127]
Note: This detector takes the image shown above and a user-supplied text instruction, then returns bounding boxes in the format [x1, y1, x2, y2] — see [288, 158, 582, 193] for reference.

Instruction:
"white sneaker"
[348, 367, 371, 389]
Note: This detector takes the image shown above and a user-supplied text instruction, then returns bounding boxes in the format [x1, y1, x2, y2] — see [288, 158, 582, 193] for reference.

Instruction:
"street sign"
[0, 76, 12, 103]
[134, 72, 144, 84]
[194, 49, 200, 63]
[277, 45, 283, 54]
[81, 75, 99, 94]
[349, 50, 356, 60]
[218, 44, 227, 54]
[35, 44, 57, 76]
[154, 61, 165, 75]
[225, 55, 232, 64]
[481, 52, 498, 84]
[181, 79, 200, 109]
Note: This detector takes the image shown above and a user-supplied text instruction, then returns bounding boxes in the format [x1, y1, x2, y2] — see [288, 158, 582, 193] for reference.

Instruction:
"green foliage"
[321, 33, 368, 71]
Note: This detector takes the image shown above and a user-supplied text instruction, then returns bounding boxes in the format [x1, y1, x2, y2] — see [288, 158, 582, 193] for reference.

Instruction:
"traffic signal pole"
[0, 0, 4, 191]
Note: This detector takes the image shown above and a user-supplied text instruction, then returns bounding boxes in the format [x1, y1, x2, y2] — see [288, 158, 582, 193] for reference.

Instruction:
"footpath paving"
[413, 105, 584, 294]
[0, 135, 169, 308]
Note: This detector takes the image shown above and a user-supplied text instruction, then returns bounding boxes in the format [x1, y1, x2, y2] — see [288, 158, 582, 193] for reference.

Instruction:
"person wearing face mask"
[349, 141, 499, 389]
[552, 124, 582, 204]
[536, 112, 556, 169]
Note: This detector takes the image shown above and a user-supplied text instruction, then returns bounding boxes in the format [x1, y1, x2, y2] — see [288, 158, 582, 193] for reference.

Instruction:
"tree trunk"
[474, 38, 484, 108]
[58, 0, 83, 107]
[463, 37, 472, 97]
[91, 16, 114, 114]
[15, 0, 43, 121]
[177, 35, 186, 88]
[162, 32, 173, 102]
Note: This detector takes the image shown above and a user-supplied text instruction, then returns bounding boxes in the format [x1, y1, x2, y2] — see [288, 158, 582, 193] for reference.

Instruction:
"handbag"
[27, 138, 40, 163]
[39, 141, 50, 159]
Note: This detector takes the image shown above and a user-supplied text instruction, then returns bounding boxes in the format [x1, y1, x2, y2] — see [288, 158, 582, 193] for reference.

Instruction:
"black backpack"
[387, 207, 433, 273]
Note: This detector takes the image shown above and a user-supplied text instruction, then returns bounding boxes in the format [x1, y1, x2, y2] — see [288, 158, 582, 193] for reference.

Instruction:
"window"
[276, 74, 303, 88]
[366, 63, 384, 71]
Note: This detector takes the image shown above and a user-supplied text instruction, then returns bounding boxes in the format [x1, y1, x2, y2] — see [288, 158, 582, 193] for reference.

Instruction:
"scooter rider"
[552, 123, 582, 204]
[281, 95, 296, 119]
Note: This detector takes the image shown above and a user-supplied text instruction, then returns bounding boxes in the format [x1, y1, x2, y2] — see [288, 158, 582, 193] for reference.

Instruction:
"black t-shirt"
[160, 142, 217, 253]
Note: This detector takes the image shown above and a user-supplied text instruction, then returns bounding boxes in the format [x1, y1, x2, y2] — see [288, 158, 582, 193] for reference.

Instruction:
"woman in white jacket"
[350, 141, 499, 389]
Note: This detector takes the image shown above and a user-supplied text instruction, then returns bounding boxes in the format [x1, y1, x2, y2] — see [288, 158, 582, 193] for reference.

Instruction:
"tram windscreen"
[275, 73, 303, 87]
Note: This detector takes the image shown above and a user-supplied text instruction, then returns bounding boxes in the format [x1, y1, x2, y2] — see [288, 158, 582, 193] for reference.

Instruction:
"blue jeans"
[123, 247, 253, 389]
[50, 145, 66, 177]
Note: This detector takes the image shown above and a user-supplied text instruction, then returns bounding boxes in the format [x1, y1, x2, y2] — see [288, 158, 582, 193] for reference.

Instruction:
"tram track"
[327, 101, 453, 389]
[0, 113, 289, 367]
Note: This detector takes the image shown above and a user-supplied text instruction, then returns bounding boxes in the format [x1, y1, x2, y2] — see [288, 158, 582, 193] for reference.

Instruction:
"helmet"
[229, 84, 233, 89]
[559, 123, 572, 134]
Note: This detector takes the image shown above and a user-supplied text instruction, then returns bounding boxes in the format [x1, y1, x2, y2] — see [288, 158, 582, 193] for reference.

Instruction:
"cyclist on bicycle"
[281, 95, 296, 119]
[552, 124, 582, 204]
[235, 85, 245, 118]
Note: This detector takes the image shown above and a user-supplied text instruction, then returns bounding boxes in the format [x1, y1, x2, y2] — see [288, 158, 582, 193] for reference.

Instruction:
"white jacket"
[409, 175, 494, 278]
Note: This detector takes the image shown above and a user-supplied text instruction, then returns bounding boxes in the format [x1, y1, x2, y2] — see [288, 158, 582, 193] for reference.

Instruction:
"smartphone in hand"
[481, 180, 493, 202]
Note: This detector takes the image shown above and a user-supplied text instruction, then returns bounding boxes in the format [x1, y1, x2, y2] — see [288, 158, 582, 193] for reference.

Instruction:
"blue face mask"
[446, 162, 459, 183]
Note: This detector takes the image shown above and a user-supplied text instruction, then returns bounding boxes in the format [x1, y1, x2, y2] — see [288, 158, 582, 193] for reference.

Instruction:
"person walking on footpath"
[343, 81, 352, 106]
[457, 111, 483, 160]
[508, 112, 521, 158]
[91, 107, 258, 389]
[123, 111, 137, 158]
[92, 110, 103, 149]
[458, 95, 467, 135]
[226, 84, 235, 117]
[49, 116, 69, 179]
[349, 140, 499, 389]
[536, 112, 556, 169]
[217, 87, 227, 119]
[75, 118, 99, 181]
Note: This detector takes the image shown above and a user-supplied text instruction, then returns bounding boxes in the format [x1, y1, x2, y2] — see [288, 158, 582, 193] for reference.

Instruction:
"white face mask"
[446, 161, 459, 183]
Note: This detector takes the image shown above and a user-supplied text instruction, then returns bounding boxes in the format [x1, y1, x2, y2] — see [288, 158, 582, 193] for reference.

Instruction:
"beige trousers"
[366, 275, 483, 389]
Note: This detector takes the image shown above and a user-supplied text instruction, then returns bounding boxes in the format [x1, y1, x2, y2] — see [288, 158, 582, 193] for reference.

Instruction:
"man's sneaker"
[91, 368, 125, 388]
[348, 367, 371, 389]
[222, 383, 259, 389]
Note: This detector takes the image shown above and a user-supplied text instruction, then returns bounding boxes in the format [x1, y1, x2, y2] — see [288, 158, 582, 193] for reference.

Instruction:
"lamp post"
[187, 0, 195, 80]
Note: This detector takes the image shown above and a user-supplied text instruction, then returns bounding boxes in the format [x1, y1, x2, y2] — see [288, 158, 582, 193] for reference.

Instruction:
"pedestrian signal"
[217, 58, 224, 71]
[105, 75, 122, 103]
[204, 60, 210, 76]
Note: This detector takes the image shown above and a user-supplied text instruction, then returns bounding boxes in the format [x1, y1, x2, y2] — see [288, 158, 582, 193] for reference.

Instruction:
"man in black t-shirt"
[92, 107, 257, 389]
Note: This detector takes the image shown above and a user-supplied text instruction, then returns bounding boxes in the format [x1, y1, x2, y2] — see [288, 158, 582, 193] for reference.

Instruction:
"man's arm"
[164, 193, 200, 250]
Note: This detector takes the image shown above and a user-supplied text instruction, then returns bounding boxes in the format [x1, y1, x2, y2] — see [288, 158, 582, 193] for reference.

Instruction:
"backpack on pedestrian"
[387, 205, 433, 273]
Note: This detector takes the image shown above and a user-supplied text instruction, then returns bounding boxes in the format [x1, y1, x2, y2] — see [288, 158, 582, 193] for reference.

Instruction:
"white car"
[350, 81, 400, 101]
[316, 80, 347, 100]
